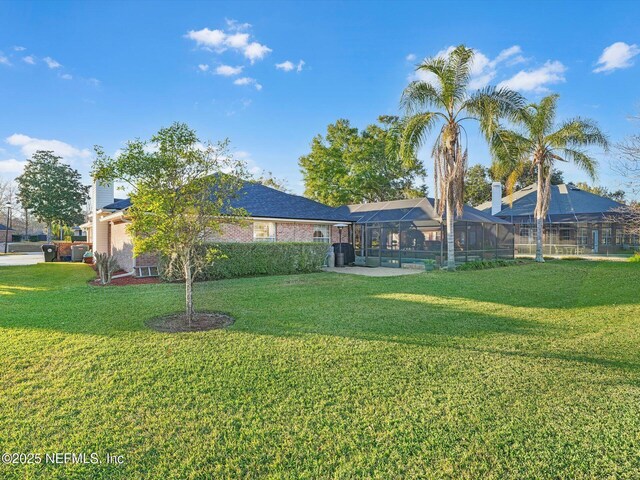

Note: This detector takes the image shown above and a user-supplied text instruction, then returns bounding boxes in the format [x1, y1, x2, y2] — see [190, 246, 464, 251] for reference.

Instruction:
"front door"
[592, 230, 599, 254]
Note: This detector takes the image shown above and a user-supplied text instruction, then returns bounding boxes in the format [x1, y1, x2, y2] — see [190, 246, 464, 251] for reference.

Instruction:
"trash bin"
[71, 244, 89, 262]
[41, 244, 57, 262]
[335, 252, 345, 267]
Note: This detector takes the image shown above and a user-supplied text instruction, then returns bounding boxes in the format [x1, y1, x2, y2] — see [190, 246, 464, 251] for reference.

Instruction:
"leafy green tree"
[464, 164, 492, 205]
[400, 45, 523, 270]
[299, 116, 427, 207]
[574, 182, 625, 203]
[93, 122, 247, 323]
[16, 151, 89, 241]
[490, 94, 609, 262]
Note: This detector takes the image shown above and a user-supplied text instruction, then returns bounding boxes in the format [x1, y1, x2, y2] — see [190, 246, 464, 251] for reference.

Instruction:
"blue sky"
[1, 0, 639, 199]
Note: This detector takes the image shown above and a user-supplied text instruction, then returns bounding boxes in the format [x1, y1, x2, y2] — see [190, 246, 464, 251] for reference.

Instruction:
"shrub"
[629, 252, 640, 263]
[161, 242, 329, 281]
[94, 252, 120, 285]
[457, 259, 529, 271]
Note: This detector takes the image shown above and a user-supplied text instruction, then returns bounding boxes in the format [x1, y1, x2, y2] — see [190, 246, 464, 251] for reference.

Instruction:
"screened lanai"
[343, 198, 514, 268]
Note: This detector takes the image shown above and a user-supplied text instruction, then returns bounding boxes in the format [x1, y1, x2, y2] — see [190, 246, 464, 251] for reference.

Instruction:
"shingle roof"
[477, 183, 623, 222]
[0, 223, 13, 231]
[339, 198, 510, 224]
[102, 181, 352, 222]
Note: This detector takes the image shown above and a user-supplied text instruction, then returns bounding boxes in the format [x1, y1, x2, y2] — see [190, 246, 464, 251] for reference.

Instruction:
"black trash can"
[41, 244, 57, 262]
[335, 252, 345, 267]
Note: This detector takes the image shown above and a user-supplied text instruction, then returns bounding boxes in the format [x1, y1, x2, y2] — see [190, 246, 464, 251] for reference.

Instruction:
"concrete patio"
[323, 266, 424, 277]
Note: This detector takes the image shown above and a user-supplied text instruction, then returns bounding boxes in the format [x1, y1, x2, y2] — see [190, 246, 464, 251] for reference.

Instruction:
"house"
[339, 198, 514, 267]
[477, 182, 639, 255]
[0, 223, 14, 243]
[83, 181, 353, 274]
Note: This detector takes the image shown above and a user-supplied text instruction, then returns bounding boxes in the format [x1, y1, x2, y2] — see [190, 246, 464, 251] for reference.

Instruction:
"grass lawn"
[1, 262, 639, 479]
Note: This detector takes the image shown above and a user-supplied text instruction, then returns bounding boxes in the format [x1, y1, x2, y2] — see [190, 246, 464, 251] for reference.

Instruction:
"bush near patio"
[160, 242, 329, 281]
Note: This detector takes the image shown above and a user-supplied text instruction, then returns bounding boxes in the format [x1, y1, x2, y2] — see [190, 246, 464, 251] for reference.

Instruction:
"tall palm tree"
[490, 94, 609, 262]
[400, 45, 523, 270]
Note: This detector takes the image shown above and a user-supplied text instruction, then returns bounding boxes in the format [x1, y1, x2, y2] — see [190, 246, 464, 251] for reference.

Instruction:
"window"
[578, 228, 588, 246]
[313, 225, 330, 243]
[253, 221, 276, 242]
[602, 227, 612, 245]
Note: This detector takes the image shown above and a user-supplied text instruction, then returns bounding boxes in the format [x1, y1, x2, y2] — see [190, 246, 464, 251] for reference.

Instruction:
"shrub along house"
[477, 182, 639, 255]
[83, 181, 352, 276]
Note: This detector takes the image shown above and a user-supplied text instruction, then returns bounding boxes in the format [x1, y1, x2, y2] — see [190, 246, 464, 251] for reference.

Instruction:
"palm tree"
[490, 94, 609, 262]
[400, 45, 523, 270]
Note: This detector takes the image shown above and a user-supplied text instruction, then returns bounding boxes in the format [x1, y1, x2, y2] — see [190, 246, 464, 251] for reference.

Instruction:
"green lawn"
[1, 262, 639, 479]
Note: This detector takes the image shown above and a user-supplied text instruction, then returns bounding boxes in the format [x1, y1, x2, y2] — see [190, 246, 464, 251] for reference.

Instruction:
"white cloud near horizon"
[215, 64, 243, 76]
[498, 60, 566, 92]
[593, 41, 640, 73]
[5, 134, 91, 160]
[233, 77, 262, 90]
[0, 158, 26, 174]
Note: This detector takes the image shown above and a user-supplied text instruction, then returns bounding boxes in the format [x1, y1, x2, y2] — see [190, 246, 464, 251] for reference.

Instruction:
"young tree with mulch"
[92, 122, 247, 324]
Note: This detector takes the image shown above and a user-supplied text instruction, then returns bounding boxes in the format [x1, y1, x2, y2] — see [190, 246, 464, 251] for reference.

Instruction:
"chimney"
[91, 181, 114, 213]
[491, 182, 502, 216]
[91, 180, 114, 254]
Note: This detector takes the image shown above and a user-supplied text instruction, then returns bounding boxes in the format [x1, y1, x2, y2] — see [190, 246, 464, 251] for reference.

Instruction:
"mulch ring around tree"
[145, 312, 235, 333]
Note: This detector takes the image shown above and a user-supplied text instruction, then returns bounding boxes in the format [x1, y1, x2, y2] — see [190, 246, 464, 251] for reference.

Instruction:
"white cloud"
[185, 28, 227, 50]
[593, 41, 640, 73]
[275, 60, 294, 71]
[233, 77, 262, 90]
[60, 73, 73, 80]
[0, 55, 11, 66]
[215, 64, 243, 76]
[22, 55, 36, 65]
[198, 64, 209, 72]
[411, 45, 525, 89]
[406, 53, 416, 62]
[275, 59, 305, 73]
[498, 60, 566, 92]
[243, 42, 272, 63]
[225, 32, 249, 49]
[43, 57, 62, 69]
[225, 18, 251, 32]
[186, 23, 271, 64]
[86, 78, 101, 86]
[12, 46, 26, 52]
[5, 134, 91, 159]
[0, 159, 26, 174]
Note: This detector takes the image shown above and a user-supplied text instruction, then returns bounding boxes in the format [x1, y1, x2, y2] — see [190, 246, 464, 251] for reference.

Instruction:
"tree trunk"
[24, 209, 28, 237]
[446, 194, 456, 271]
[535, 166, 545, 263]
[47, 222, 52, 242]
[184, 257, 194, 324]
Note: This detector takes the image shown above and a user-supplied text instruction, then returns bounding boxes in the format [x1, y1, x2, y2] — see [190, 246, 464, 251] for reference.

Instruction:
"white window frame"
[253, 221, 276, 242]
[312, 224, 331, 243]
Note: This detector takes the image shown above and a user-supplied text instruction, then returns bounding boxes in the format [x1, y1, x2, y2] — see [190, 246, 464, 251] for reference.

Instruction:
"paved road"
[0, 252, 44, 267]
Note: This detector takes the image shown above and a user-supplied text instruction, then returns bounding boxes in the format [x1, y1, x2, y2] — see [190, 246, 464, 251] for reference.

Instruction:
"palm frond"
[400, 81, 443, 115]
[558, 147, 599, 180]
[464, 86, 525, 139]
[547, 117, 610, 150]
[399, 112, 438, 167]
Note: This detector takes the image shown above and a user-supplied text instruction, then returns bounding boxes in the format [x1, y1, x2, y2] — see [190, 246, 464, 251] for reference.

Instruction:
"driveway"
[0, 252, 43, 267]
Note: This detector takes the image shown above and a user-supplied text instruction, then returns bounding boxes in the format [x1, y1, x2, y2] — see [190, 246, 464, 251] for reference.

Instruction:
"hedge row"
[456, 259, 529, 271]
[162, 242, 330, 281]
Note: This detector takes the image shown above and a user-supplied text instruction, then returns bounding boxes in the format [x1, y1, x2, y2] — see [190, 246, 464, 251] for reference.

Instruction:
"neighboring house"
[83, 181, 352, 274]
[340, 198, 514, 267]
[0, 223, 14, 243]
[477, 183, 639, 255]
